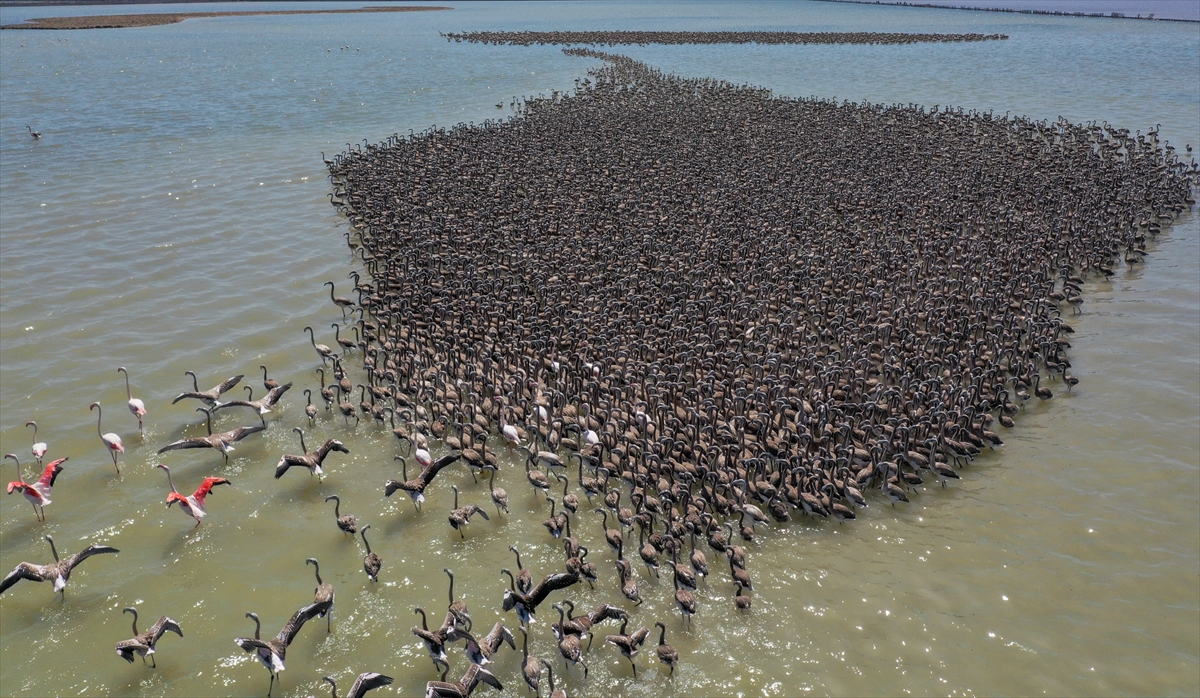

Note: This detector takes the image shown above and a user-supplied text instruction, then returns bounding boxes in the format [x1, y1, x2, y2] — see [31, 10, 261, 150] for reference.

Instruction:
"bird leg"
[150, 654, 156, 669]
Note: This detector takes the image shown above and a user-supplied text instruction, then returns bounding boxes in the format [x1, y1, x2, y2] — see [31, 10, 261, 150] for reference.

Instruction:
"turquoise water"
[1, 2, 1198, 696]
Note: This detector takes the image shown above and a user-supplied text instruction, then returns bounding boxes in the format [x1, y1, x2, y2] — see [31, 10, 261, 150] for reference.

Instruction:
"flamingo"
[114, 606, 183, 667]
[0, 535, 119, 596]
[5, 453, 66, 521]
[171, 371, 243, 408]
[325, 281, 355, 317]
[212, 382, 293, 416]
[502, 423, 521, 447]
[305, 326, 336, 365]
[117, 367, 147, 434]
[157, 409, 266, 463]
[234, 606, 322, 696]
[323, 672, 394, 698]
[274, 428, 349, 480]
[25, 421, 47, 464]
[155, 463, 230, 527]
[90, 402, 124, 473]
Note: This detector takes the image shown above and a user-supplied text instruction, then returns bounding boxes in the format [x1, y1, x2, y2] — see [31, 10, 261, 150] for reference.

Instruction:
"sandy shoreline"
[0, 5, 450, 30]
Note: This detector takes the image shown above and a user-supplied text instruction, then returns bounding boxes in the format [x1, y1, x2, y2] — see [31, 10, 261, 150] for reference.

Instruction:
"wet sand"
[0, 5, 450, 30]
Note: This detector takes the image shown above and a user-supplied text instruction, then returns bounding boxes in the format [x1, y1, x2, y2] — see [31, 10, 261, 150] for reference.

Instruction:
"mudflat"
[0, 5, 451, 30]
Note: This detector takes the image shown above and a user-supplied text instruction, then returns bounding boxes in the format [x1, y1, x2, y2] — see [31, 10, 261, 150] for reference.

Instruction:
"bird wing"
[210, 400, 258, 414]
[275, 456, 312, 479]
[489, 622, 515, 652]
[66, 544, 119, 572]
[213, 374, 244, 395]
[157, 438, 213, 453]
[226, 424, 267, 443]
[194, 477, 230, 501]
[0, 562, 46, 594]
[472, 506, 490, 521]
[589, 604, 628, 625]
[318, 439, 351, 459]
[472, 664, 504, 691]
[383, 479, 406, 497]
[39, 458, 67, 487]
[347, 672, 394, 698]
[418, 452, 461, 486]
[424, 681, 461, 698]
[172, 391, 214, 405]
[114, 638, 150, 659]
[276, 602, 320, 645]
[150, 616, 184, 641]
[460, 663, 482, 692]
[234, 637, 270, 653]
[263, 382, 292, 406]
[527, 572, 580, 608]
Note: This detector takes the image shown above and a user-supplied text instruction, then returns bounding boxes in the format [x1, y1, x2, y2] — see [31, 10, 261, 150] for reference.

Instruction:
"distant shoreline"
[0, 5, 450, 29]
[813, 0, 1200, 23]
[0, 0, 432, 5]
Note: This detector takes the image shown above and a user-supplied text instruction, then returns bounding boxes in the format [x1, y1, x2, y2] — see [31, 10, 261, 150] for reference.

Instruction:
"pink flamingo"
[5, 453, 65, 521]
[155, 464, 230, 527]
[118, 367, 147, 435]
[414, 446, 432, 469]
[90, 402, 124, 473]
[25, 421, 47, 464]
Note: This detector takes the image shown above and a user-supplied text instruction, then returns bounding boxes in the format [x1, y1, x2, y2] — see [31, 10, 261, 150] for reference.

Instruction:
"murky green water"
[1, 2, 1197, 696]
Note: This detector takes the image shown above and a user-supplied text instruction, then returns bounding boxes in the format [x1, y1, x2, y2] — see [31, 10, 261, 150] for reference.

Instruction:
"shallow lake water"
[1, 2, 1197, 696]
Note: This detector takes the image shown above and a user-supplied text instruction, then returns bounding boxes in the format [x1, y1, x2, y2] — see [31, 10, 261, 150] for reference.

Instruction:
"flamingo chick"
[0, 535, 119, 596]
[115, 606, 183, 667]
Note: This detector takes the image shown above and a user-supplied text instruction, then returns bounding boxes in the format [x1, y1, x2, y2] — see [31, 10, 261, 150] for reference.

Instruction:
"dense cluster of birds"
[441, 30, 1009, 46]
[320, 46, 1193, 688]
[3, 47, 1195, 697]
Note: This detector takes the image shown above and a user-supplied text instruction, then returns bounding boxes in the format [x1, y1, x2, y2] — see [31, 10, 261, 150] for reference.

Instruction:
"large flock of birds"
[3, 43, 1195, 698]
[441, 30, 1009, 46]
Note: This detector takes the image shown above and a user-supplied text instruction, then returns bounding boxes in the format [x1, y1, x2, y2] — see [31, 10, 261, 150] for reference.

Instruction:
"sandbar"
[0, 6, 450, 30]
